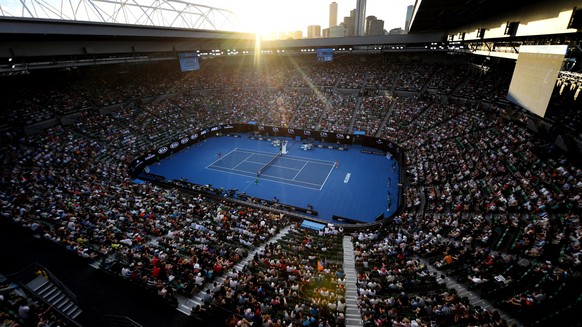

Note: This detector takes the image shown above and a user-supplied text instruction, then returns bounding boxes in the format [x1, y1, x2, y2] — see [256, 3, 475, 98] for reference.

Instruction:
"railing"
[105, 315, 143, 327]
[1, 263, 83, 326]
[19, 263, 78, 302]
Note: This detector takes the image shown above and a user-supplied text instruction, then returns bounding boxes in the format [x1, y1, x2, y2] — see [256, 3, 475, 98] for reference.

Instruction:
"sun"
[249, 17, 273, 37]
[232, 1, 282, 37]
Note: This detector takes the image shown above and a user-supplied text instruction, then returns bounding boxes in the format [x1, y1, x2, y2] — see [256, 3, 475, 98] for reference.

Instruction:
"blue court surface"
[207, 149, 334, 190]
[147, 134, 399, 223]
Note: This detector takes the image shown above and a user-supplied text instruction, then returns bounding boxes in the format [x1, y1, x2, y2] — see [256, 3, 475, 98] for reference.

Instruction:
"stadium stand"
[0, 53, 580, 327]
[1, 2, 582, 325]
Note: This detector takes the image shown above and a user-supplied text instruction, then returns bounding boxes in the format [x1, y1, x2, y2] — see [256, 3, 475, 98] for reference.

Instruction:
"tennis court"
[147, 135, 397, 223]
[206, 148, 335, 190]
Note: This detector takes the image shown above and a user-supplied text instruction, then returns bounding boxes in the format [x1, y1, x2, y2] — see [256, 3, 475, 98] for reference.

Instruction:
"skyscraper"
[365, 15, 377, 36]
[307, 25, 321, 38]
[291, 30, 303, 39]
[355, 0, 367, 36]
[369, 20, 384, 36]
[330, 25, 346, 37]
[329, 2, 338, 28]
[405, 5, 414, 33]
[343, 9, 356, 37]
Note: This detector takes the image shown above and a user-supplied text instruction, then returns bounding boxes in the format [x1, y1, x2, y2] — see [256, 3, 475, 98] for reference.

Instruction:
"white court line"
[239, 152, 302, 172]
[229, 148, 335, 166]
[237, 148, 334, 165]
[246, 160, 301, 172]
[302, 161, 335, 167]
[206, 166, 322, 190]
[257, 174, 323, 188]
[236, 148, 335, 169]
[205, 148, 239, 168]
[211, 150, 300, 174]
[241, 180, 254, 193]
[206, 148, 335, 190]
[319, 163, 335, 191]
[232, 153, 257, 170]
[279, 153, 336, 165]
[247, 153, 331, 170]
[292, 161, 309, 180]
[235, 148, 282, 156]
[258, 171, 321, 186]
[209, 165, 309, 183]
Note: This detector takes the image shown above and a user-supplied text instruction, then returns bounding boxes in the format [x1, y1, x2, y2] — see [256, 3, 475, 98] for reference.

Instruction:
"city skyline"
[0, 0, 415, 39]
[193, 0, 415, 37]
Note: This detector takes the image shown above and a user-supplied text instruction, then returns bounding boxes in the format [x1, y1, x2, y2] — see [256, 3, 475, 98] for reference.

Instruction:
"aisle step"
[342, 235, 362, 327]
[176, 225, 293, 315]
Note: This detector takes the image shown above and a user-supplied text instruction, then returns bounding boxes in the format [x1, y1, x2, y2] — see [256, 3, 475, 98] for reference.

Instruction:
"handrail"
[105, 315, 143, 327]
[35, 263, 78, 301]
[6, 262, 79, 302]
[1, 262, 83, 326]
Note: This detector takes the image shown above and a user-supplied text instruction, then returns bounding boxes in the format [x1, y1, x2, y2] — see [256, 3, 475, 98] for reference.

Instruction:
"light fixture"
[556, 71, 582, 100]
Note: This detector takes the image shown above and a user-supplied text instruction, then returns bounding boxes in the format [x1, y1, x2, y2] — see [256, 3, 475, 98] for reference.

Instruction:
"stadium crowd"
[0, 53, 580, 326]
[198, 226, 347, 327]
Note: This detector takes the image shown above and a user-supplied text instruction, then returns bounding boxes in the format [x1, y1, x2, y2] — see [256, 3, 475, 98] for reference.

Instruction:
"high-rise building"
[369, 19, 384, 36]
[343, 9, 356, 37]
[291, 30, 303, 39]
[388, 27, 404, 35]
[307, 25, 321, 38]
[330, 25, 346, 37]
[329, 2, 338, 28]
[405, 5, 414, 33]
[355, 0, 367, 36]
[365, 15, 377, 36]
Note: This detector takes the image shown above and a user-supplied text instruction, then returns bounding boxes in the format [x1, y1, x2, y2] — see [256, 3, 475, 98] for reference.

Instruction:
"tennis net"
[257, 151, 282, 177]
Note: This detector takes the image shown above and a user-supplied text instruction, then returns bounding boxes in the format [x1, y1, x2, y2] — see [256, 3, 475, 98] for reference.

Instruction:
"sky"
[0, 0, 415, 37]
[193, 0, 415, 36]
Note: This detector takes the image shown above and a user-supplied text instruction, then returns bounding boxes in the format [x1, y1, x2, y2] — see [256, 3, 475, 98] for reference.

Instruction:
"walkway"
[342, 235, 363, 327]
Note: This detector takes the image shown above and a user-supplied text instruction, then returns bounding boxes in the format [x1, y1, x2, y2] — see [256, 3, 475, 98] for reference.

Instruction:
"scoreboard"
[316, 48, 334, 62]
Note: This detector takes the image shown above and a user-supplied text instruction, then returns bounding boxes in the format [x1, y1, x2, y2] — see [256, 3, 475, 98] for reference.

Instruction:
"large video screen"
[316, 48, 334, 62]
[507, 45, 568, 118]
[178, 52, 200, 72]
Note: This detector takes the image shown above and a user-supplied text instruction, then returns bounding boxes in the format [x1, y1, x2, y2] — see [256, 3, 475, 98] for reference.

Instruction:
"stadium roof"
[409, 0, 550, 33]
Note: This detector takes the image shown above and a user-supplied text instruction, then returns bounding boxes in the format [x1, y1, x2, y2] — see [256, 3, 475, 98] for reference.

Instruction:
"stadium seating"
[0, 53, 580, 327]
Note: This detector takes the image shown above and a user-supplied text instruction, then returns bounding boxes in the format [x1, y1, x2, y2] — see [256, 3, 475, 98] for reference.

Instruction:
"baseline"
[206, 148, 239, 167]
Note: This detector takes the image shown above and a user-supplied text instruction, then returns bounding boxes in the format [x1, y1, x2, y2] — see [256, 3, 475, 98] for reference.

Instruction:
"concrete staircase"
[342, 235, 362, 327]
[347, 97, 363, 134]
[375, 100, 397, 138]
[25, 275, 82, 320]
